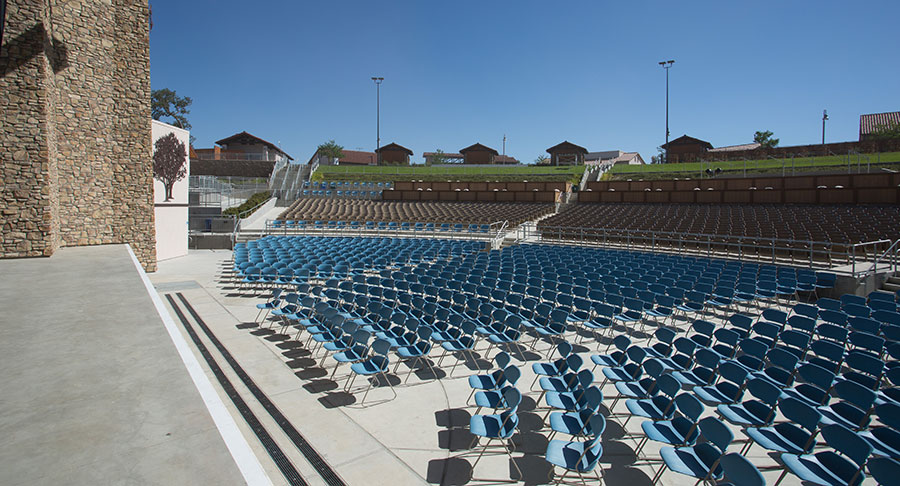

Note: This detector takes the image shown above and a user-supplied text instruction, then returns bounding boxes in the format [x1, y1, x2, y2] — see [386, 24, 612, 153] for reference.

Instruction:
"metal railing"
[491, 220, 509, 250]
[261, 219, 507, 241]
[526, 224, 898, 276]
[858, 238, 900, 277]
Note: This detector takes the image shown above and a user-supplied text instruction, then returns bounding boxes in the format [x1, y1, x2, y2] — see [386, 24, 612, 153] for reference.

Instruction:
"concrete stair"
[882, 273, 900, 293]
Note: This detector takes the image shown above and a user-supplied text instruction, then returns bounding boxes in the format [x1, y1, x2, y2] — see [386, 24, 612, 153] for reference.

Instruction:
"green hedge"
[223, 191, 271, 217]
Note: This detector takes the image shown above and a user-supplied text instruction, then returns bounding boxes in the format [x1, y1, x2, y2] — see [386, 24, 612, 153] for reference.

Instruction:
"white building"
[151, 120, 190, 262]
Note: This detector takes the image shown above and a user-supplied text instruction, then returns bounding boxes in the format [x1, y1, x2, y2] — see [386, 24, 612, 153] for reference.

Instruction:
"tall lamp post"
[371, 77, 384, 158]
[659, 60, 674, 163]
[822, 109, 828, 145]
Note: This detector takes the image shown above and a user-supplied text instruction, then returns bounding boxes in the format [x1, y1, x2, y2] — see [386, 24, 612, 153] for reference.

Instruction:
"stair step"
[884, 282, 900, 292]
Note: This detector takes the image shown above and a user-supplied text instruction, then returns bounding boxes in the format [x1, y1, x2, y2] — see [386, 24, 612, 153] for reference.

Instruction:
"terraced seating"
[539, 203, 900, 245]
[278, 198, 554, 226]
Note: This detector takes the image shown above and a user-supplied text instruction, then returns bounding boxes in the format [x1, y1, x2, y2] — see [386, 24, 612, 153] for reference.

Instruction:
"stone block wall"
[0, 0, 156, 271]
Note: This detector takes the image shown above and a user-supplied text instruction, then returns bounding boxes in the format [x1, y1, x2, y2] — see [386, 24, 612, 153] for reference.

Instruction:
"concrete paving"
[150, 249, 882, 486]
[0, 245, 253, 485]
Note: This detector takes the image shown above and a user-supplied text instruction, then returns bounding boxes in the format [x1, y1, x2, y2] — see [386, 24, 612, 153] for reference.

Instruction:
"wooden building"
[660, 135, 713, 163]
[459, 143, 499, 164]
[375, 143, 413, 165]
[546, 141, 588, 165]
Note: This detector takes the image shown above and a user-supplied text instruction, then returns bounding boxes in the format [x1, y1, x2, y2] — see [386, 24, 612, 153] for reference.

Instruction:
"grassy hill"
[312, 164, 585, 184]
[606, 152, 900, 179]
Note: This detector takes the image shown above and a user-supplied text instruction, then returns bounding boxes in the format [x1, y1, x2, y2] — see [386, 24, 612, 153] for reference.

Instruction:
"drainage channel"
[166, 294, 307, 485]
[172, 293, 347, 486]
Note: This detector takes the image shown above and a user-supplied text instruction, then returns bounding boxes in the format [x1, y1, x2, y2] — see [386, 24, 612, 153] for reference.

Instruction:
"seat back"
[719, 453, 765, 486]
[698, 416, 733, 452]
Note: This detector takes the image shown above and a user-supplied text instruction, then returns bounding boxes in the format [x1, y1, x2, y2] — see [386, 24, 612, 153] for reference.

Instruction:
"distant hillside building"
[860, 111, 900, 141]
[308, 149, 376, 166]
[194, 131, 293, 164]
[585, 151, 645, 166]
[459, 143, 499, 164]
[376, 143, 413, 165]
[492, 155, 519, 164]
[661, 135, 713, 163]
[423, 151, 464, 165]
[546, 141, 589, 165]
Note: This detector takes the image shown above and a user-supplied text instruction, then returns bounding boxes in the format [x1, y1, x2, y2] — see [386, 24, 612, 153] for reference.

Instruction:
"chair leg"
[651, 463, 668, 484]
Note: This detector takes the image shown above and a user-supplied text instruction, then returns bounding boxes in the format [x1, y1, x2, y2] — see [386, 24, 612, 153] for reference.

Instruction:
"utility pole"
[371, 77, 384, 155]
[502, 134, 506, 156]
[659, 60, 675, 163]
[822, 109, 828, 145]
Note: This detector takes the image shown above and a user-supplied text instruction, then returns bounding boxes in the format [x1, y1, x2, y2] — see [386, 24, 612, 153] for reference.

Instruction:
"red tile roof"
[214, 131, 293, 160]
[860, 111, 900, 137]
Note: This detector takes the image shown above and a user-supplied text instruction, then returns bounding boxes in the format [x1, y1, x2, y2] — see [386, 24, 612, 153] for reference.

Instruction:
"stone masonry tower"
[0, 0, 156, 270]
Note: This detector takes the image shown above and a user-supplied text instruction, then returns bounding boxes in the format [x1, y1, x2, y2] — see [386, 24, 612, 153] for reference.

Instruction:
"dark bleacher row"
[278, 198, 554, 226]
[539, 203, 900, 244]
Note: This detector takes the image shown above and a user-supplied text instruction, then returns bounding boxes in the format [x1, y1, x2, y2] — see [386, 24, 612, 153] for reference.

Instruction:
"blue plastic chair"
[780, 424, 871, 486]
[868, 457, 900, 486]
[743, 397, 821, 456]
[637, 392, 704, 457]
[717, 452, 766, 486]
[547, 386, 604, 441]
[545, 415, 606, 485]
[469, 388, 523, 478]
[345, 339, 396, 404]
[472, 368, 522, 415]
[861, 402, 900, 458]
[653, 416, 733, 484]
[717, 377, 782, 427]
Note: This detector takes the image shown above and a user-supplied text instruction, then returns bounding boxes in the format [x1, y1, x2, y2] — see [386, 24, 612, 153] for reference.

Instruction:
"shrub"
[223, 191, 271, 217]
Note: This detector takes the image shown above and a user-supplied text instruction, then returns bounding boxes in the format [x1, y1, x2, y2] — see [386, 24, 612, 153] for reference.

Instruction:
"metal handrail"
[529, 224, 894, 275]
[491, 220, 509, 249]
[262, 219, 501, 241]
[859, 239, 900, 277]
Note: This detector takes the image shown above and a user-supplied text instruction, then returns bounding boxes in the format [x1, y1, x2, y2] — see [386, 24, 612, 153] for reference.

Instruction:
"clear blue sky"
[149, 1, 900, 164]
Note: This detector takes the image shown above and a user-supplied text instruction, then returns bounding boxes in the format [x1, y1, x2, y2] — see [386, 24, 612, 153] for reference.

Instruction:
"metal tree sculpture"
[153, 132, 187, 201]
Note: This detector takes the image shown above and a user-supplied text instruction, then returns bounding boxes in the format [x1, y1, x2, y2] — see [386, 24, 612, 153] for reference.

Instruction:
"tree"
[428, 149, 446, 166]
[869, 123, 900, 140]
[317, 140, 344, 162]
[153, 133, 187, 201]
[651, 146, 666, 164]
[152, 88, 192, 130]
[753, 130, 779, 148]
[535, 154, 549, 165]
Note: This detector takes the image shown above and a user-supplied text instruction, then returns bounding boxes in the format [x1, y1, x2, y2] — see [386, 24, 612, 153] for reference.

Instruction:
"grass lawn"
[312, 164, 586, 184]
[606, 151, 900, 179]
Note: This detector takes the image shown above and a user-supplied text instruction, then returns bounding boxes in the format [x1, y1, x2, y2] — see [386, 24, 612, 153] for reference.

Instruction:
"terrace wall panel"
[534, 191, 556, 202]
[784, 190, 817, 204]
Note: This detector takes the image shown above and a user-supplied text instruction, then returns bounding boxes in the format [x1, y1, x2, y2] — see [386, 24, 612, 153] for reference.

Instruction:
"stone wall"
[0, 0, 156, 270]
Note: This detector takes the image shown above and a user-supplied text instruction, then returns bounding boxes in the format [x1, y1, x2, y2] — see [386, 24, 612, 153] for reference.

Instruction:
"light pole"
[371, 77, 384, 157]
[822, 109, 828, 145]
[659, 60, 674, 163]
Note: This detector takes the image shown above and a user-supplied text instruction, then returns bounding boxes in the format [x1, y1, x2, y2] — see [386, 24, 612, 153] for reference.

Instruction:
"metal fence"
[262, 219, 508, 242]
[525, 225, 899, 276]
[189, 175, 270, 208]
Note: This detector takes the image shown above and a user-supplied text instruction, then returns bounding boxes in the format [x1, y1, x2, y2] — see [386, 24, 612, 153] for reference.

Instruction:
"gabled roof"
[215, 131, 293, 160]
[661, 135, 713, 150]
[546, 141, 588, 154]
[708, 142, 761, 153]
[375, 142, 413, 155]
[860, 111, 900, 137]
[459, 143, 499, 155]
